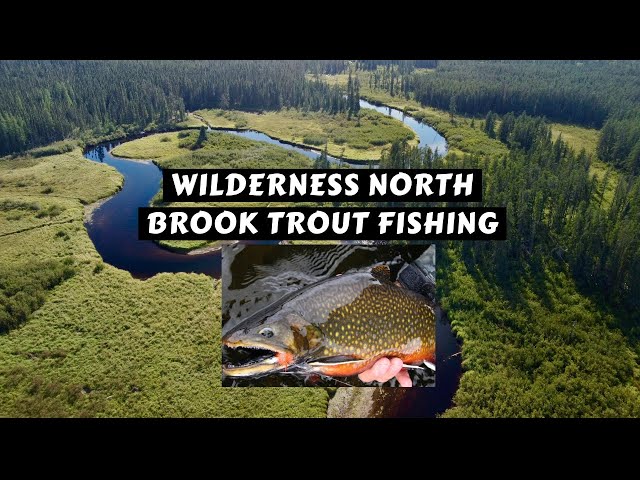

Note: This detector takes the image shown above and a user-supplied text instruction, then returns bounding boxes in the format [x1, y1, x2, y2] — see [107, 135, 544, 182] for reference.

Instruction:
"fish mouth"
[222, 340, 292, 377]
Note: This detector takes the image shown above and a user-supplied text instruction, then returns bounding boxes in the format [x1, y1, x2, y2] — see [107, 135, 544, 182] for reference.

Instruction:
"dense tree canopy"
[0, 60, 349, 156]
[2, 60, 640, 417]
[357, 60, 437, 72]
[380, 61, 640, 128]
[366, 60, 640, 173]
[597, 118, 640, 174]
[380, 113, 640, 313]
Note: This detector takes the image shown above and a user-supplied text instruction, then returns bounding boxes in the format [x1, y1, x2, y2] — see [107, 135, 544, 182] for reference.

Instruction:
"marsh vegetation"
[1, 60, 640, 417]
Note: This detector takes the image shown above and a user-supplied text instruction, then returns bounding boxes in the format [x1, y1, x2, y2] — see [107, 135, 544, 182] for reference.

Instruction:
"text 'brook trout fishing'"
[222, 265, 436, 379]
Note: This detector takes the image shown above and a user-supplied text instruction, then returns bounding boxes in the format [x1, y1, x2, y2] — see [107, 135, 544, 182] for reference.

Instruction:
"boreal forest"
[1, 60, 639, 417]
[0, 60, 350, 155]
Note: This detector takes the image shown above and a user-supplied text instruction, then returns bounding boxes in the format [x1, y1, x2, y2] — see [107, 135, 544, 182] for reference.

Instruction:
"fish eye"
[259, 327, 274, 338]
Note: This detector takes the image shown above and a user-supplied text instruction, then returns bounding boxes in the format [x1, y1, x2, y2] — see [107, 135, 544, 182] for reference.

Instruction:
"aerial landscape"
[0, 60, 639, 417]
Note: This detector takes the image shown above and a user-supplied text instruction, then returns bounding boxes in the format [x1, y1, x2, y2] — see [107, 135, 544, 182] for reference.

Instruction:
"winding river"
[84, 99, 447, 279]
[83, 98, 460, 416]
[212, 99, 447, 166]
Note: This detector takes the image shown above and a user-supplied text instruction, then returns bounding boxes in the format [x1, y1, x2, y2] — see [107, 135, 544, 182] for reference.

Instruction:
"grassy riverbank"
[361, 72, 619, 209]
[192, 108, 417, 161]
[0, 147, 329, 417]
[114, 129, 316, 252]
[320, 72, 619, 204]
[113, 130, 314, 169]
[355, 84, 508, 158]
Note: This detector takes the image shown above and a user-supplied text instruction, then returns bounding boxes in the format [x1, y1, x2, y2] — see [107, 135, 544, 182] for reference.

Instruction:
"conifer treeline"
[597, 118, 640, 174]
[357, 60, 437, 72]
[371, 60, 640, 174]
[304, 60, 348, 75]
[380, 113, 640, 312]
[397, 61, 640, 128]
[0, 60, 348, 156]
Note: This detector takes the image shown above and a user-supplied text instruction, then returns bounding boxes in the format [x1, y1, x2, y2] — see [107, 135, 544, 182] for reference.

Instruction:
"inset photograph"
[221, 244, 436, 387]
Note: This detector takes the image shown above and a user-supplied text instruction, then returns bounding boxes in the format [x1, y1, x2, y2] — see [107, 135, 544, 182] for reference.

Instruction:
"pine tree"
[347, 72, 353, 120]
[353, 76, 360, 115]
[498, 112, 515, 143]
[219, 89, 230, 110]
[193, 126, 207, 149]
[449, 96, 457, 122]
[626, 140, 640, 175]
[484, 111, 496, 138]
[314, 144, 329, 169]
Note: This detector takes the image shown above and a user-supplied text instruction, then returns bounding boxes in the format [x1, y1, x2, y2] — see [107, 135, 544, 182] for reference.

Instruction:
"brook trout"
[222, 265, 435, 378]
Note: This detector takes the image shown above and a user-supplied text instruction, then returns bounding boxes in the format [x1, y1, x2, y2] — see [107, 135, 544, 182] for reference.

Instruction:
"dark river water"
[83, 99, 459, 416]
[84, 145, 221, 278]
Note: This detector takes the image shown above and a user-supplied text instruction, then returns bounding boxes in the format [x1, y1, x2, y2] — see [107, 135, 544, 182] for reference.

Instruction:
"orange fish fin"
[403, 348, 435, 366]
[307, 359, 375, 377]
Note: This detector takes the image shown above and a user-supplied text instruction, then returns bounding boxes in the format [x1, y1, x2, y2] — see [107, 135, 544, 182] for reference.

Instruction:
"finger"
[358, 357, 390, 383]
[377, 358, 403, 383]
[370, 357, 391, 381]
[396, 368, 412, 387]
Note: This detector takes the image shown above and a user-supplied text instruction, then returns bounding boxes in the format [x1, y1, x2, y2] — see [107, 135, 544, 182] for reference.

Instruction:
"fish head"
[222, 309, 323, 377]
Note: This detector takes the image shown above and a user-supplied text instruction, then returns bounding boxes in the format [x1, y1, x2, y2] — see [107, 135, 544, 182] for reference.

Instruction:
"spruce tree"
[390, 68, 395, 96]
[315, 144, 329, 169]
[353, 76, 361, 114]
[626, 140, 640, 175]
[347, 72, 353, 120]
[449, 96, 457, 122]
[193, 126, 207, 149]
[498, 112, 515, 143]
[484, 111, 496, 138]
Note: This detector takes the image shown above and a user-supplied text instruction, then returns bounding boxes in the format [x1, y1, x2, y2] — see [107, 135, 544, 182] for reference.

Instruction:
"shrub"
[55, 230, 70, 241]
[177, 131, 191, 139]
[412, 112, 427, 122]
[93, 262, 105, 275]
[35, 205, 64, 218]
[28, 141, 75, 158]
[0, 200, 40, 212]
[41, 186, 54, 194]
[159, 136, 171, 143]
[369, 139, 387, 146]
[350, 141, 370, 150]
[0, 260, 75, 333]
[302, 135, 328, 146]
[333, 137, 348, 145]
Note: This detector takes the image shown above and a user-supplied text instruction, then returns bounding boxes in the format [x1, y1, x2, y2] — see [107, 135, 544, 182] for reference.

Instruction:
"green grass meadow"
[193, 108, 417, 161]
[1, 74, 635, 418]
[0, 145, 329, 417]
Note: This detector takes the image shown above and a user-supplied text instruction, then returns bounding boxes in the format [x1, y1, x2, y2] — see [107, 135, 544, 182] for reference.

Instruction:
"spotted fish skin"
[223, 270, 436, 378]
[312, 280, 436, 376]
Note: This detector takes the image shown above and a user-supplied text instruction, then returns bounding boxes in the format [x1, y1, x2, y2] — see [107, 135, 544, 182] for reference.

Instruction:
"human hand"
[358, 357, 412, 387]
